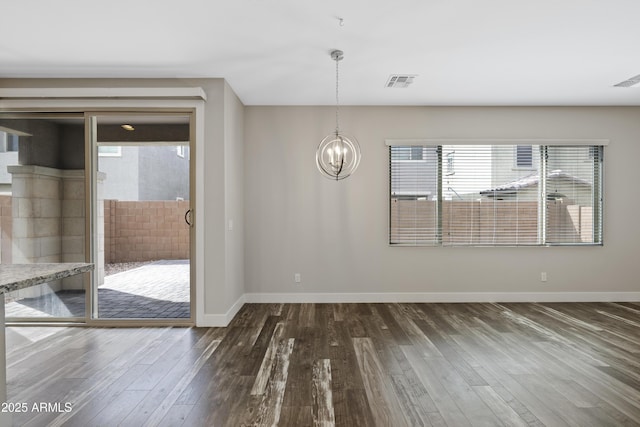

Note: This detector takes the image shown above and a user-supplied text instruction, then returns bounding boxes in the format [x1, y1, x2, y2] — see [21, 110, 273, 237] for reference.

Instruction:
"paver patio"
[4, 260, 190, 319]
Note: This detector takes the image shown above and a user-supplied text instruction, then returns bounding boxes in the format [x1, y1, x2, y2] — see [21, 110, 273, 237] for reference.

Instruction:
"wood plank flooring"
[5, 302, 640, 426]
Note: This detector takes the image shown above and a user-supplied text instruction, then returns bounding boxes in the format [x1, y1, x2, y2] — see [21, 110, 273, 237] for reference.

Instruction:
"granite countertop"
[0, 263, 94, 294]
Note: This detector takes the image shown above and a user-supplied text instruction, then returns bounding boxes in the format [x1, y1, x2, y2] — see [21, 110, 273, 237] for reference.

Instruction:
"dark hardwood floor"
[6, 302, 640, 426]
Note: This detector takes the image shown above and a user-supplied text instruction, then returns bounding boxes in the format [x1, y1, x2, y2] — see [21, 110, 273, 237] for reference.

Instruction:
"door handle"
[185, 209, 192, 227]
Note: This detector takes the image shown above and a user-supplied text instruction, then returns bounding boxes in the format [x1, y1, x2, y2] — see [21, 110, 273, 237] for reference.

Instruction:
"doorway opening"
[0, 111, 195, 324]
[92, 114, 193, 321]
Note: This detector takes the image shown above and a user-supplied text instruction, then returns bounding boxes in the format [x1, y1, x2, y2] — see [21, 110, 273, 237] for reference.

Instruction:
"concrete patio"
[4, 260, 190, 319]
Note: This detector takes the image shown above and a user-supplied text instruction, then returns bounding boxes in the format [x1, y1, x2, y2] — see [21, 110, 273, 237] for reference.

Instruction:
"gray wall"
[0, 120, 84, 170]
[139, 146, 189, 201]
[99, 146, 189, 201]
[244, 106, 640, 296]
[15, 119, 60, 168]
[222, 82, 245, 313]
[99, 147, 139, 201]
[59, 124, 85, 169]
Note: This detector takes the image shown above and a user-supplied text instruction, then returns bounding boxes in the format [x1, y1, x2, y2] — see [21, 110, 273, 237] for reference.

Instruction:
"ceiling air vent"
[614, 74, 640, 87]
[386, 75, 417, 88]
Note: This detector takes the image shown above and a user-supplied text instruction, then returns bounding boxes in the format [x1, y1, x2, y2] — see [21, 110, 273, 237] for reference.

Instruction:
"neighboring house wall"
[547, 145, 595, 183]
[443, 144, 493, 199]
[404, 144, 594, 202]
[392, 144, 586, 201]
[491, 145, 540, 187]
[99, 146, 189, 201]
[391, 146, 438, 199]
[139, 146, 189, 201]
[99, 146, 140, 200]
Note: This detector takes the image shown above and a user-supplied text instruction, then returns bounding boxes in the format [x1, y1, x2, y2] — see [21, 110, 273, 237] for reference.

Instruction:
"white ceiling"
[2, 0, 640, 106]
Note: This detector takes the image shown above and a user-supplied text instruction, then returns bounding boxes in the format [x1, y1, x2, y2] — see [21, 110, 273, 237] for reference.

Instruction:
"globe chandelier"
[315, 49, 361, 180]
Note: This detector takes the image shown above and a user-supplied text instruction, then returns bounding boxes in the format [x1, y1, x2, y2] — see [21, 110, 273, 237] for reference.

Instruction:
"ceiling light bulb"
[121, 124, 135, 131]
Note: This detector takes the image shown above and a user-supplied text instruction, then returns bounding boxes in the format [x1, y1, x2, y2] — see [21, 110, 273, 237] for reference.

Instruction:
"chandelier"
[315, 50, 361, 180]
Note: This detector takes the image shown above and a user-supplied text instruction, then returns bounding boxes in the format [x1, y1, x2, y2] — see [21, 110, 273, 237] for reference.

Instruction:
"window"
[515, 145, 533, 168]
[98, 146, 122, 157]
[8, 134, 18, 151]
[389, 142, 604, 246]
[0, 131, 18, 152]
[390, 146, 439, 244]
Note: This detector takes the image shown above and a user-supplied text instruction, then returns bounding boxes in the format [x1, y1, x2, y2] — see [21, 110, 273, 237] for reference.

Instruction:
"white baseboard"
[198, 294, 246, 327]
[244, 292, 640, 304]
[199, 292, 640, 326]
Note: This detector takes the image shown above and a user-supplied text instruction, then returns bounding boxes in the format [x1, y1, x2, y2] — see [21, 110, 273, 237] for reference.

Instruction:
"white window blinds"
[389, 142, 604, 246]
[544, 146, 603, 244]
[390, 146, 440, 245]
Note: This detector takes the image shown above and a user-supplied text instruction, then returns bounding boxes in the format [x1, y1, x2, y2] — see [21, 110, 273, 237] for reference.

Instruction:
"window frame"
[387, 139, 607, 247]
[97, 145, 122, 157]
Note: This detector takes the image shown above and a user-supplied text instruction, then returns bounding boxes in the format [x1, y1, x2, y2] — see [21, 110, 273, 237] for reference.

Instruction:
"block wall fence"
[391, 199, 593, 245]
[104, 199, 190, 263]
[1, 197, 190, 265]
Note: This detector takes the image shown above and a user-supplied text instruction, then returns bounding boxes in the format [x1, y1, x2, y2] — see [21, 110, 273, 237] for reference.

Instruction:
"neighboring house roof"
[480, 170, 592, 197]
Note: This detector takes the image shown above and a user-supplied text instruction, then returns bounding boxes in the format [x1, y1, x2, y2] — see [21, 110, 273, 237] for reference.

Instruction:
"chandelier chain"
[335, 56, 340, 133]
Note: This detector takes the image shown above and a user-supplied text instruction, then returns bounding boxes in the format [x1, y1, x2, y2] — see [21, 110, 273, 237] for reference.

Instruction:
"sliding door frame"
[85, 110, 196, 326]
[0, 93, 206, 327]
[0, 112, 87, 324]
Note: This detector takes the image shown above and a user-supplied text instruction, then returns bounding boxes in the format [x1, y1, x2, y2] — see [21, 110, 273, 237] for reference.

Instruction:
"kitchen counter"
[0, 262, 93, 425]
[0, 263, 93, 294]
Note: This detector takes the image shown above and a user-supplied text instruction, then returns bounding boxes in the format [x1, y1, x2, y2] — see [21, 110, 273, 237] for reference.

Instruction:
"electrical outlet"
[294, 273, 301, 283]
[541, 272, 548, 282]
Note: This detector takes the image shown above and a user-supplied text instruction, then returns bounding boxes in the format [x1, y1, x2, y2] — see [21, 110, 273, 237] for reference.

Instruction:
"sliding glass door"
[1, 113, 88, 322]
[87, 113, 194, 323]
[1, 111, 195, 325]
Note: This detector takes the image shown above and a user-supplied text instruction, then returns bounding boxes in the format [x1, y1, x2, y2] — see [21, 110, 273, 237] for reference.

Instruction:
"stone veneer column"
[8, 166, 106, 289]
[59, 170, 105, 288]
[0, 196, 11, 264]
[61, 170, 86, 289]
[8, 165, 63, 298]
[8, 165, 63, 265]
